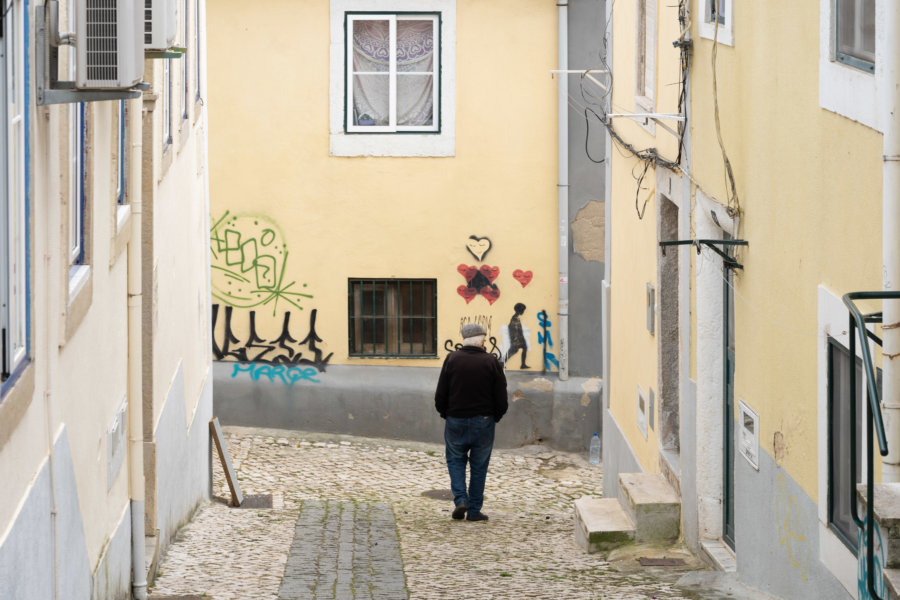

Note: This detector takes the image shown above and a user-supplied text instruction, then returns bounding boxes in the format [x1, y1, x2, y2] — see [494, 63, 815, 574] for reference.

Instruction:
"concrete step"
[857, 483, 900, 569]
[574, 497, 636, 553]
[883, 568, 900, 600]
[619, 472, 681, 543]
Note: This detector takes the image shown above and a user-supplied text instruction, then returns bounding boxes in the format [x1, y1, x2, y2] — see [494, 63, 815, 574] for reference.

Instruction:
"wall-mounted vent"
[76, 0, 142, 89]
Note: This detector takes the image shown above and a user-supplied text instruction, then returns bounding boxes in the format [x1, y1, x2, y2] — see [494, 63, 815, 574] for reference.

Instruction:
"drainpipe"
[127, 94, 147, 600]
[557, 0, 569, 381]
[882, 0, 900, 483]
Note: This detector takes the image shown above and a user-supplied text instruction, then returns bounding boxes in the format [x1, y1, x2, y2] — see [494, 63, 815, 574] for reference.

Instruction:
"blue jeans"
[444, 416, 496, 513]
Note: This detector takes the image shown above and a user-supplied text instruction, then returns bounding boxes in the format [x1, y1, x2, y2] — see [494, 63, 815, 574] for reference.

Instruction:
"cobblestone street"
[148, 427, 761, 600]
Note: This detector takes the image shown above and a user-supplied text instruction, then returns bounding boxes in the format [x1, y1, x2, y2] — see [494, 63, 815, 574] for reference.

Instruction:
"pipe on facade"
[127, 95, 147, 600]
[881, 0, 900, 482]
[557, 0, 569, 381]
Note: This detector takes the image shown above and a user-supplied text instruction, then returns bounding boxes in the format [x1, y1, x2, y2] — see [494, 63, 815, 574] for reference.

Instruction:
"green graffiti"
[210, 211, 313, 313]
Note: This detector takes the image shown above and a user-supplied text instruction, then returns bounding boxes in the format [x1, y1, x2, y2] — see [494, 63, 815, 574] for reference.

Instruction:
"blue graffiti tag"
[232, 362, 321, 385]
[858, 522, 891, 600]
[537, 310, 559, 373]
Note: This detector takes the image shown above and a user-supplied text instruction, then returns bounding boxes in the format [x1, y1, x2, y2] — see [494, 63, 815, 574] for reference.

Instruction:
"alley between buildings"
[148, 427, 770, 600]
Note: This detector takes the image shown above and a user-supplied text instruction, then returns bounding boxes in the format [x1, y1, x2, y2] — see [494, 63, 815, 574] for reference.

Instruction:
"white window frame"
[116, 100, 126, 205]
[635, 0, 657, 118]
[69, 104, 85, 266]
[819, 0, 883, 131]
[163, 59, 172, 148]
[194, 0, 202, 103]
[698, 0, 733, 47]
[2, 0, 28, 386]
[182, 0, 189, 122]
[329, 0, 456, 157]
[817, 285, 871, 596]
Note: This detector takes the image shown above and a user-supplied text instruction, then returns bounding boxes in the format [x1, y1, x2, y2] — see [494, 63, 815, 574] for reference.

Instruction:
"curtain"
[352, 19, 434, 127]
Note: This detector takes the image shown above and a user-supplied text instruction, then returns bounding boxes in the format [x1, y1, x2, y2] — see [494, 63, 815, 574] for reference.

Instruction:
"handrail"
[842, 291, 900, 600]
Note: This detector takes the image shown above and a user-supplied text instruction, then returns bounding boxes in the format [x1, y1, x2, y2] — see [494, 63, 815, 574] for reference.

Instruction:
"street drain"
[422, 489, 453, 501]
[151, 596, 207, 599]
[636, 557, 687, 567]
[237, 493, 273, 509]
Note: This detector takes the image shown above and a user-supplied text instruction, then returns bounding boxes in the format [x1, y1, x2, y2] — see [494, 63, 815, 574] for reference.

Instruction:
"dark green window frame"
[827, 336, 864, 553]
[348, 278, 437, 358]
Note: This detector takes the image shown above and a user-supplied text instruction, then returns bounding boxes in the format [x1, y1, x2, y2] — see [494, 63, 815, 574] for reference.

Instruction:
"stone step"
[857, 483, 900, 569]
[883, 567, 900, 600]
[574, 497, 636, 553]
[619, 472, 681, 543]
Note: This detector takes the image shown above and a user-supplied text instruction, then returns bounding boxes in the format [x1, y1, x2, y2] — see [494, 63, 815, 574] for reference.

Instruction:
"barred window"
[349, 279, 436, 357]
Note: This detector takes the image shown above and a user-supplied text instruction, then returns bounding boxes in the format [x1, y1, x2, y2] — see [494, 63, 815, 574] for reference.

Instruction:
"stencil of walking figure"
[500, 303, 531, 369]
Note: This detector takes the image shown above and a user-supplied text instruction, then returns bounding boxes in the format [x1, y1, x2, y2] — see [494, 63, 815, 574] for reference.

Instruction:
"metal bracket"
[35, 4, 145, 106]
[659, 238, 748, 270]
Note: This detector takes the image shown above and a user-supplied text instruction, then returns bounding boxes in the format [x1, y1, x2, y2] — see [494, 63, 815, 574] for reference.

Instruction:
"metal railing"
[843, 291, 900, 600]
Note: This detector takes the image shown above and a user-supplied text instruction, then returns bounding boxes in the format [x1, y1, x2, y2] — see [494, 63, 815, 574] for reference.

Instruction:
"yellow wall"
[207, 0, 561, 370]
[607, 0, 684, 472]
[689, 1, 882, 499]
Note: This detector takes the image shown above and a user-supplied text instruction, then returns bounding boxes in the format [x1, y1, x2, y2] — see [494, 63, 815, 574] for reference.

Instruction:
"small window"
[70, 103, 86, 265]
[635, 0, 656, 106]
[345, 13, 439, 133]
[827, 336, 863, 552]
[116, 100, 126, 205]
[2, 0, 28, 387]
[163, 59, 172, 147]
[835, 0, 875, 73]
[182, 0, 189, 121]
[194, 0, 201, 102]
[698, 0, 733, 46]
[348, 279, 436, 357]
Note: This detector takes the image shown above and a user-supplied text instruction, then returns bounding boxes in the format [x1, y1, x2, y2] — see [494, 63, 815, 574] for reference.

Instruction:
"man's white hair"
[462, 334, 486, 347]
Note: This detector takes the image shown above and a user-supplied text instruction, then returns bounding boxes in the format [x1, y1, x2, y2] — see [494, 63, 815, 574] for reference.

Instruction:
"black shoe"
[466, 511, 489, 522]
[452, 501, 468, 520]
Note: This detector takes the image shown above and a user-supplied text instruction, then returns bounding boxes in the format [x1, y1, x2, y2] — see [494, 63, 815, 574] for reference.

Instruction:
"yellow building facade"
[208, 0, 608, 450]
[603, 0, 893, 598]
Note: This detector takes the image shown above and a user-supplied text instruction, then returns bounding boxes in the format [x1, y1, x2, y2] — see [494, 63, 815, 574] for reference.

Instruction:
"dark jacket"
[434, 346, 508, 422]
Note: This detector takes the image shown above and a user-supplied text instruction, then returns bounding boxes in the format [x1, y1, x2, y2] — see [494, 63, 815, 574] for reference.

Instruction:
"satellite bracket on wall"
[659, 238, 748, 270]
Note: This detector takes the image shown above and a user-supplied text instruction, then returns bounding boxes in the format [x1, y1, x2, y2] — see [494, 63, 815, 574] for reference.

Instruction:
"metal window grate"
[348, 279, 437, 357]
[86, 0, 118, 83]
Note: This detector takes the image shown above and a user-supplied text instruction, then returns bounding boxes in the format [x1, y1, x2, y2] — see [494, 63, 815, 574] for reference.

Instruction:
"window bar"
[2, 328, 9, 380]
[419, 280, 424, 354]
[408, 281, 413, 355]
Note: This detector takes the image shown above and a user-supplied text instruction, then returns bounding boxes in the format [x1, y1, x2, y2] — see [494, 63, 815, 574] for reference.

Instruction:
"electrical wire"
[711, 14, 741, 219]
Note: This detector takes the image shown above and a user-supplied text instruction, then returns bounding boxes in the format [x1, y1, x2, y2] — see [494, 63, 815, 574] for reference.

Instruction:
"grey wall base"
[153, 363, 213, 560]
[600, 407, 642, 500]
[213, 362, 602, 452]
[0, 427, 132, 600]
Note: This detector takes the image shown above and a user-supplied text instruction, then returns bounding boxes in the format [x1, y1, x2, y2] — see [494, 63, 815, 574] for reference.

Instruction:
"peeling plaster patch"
[520, 378, 554, 393]
[580, 378, 602, 406]
[571, 200, 606, 263]
[774, 431, 786, 465]
[512, 390, 526, 402]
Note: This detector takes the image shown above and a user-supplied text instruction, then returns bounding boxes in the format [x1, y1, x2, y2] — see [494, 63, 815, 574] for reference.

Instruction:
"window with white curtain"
[345, 13, 439, 133]
[836, 0, 875, 72]
[1, 0, 28, 387]
[194, 0, 202, 102]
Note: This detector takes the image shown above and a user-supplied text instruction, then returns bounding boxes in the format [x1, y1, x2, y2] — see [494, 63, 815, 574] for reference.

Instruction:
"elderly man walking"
[434, 323, 508, 521]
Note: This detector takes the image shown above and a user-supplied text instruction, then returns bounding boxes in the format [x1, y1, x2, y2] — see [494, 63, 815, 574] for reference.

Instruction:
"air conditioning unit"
[75, 0, 143, 89]
[144, 0, 177, 51]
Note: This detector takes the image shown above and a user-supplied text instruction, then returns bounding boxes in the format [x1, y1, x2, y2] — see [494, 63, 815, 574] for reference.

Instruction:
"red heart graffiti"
[480, 286, 501, 305]
[457, 286, 477, 303]
[479, 265, 500, 283]
[457, 264, 478, 283]
[513, 269, 533, 287]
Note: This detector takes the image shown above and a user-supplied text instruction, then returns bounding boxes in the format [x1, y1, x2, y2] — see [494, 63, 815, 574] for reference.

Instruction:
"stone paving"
[148, 426, 758, 600]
